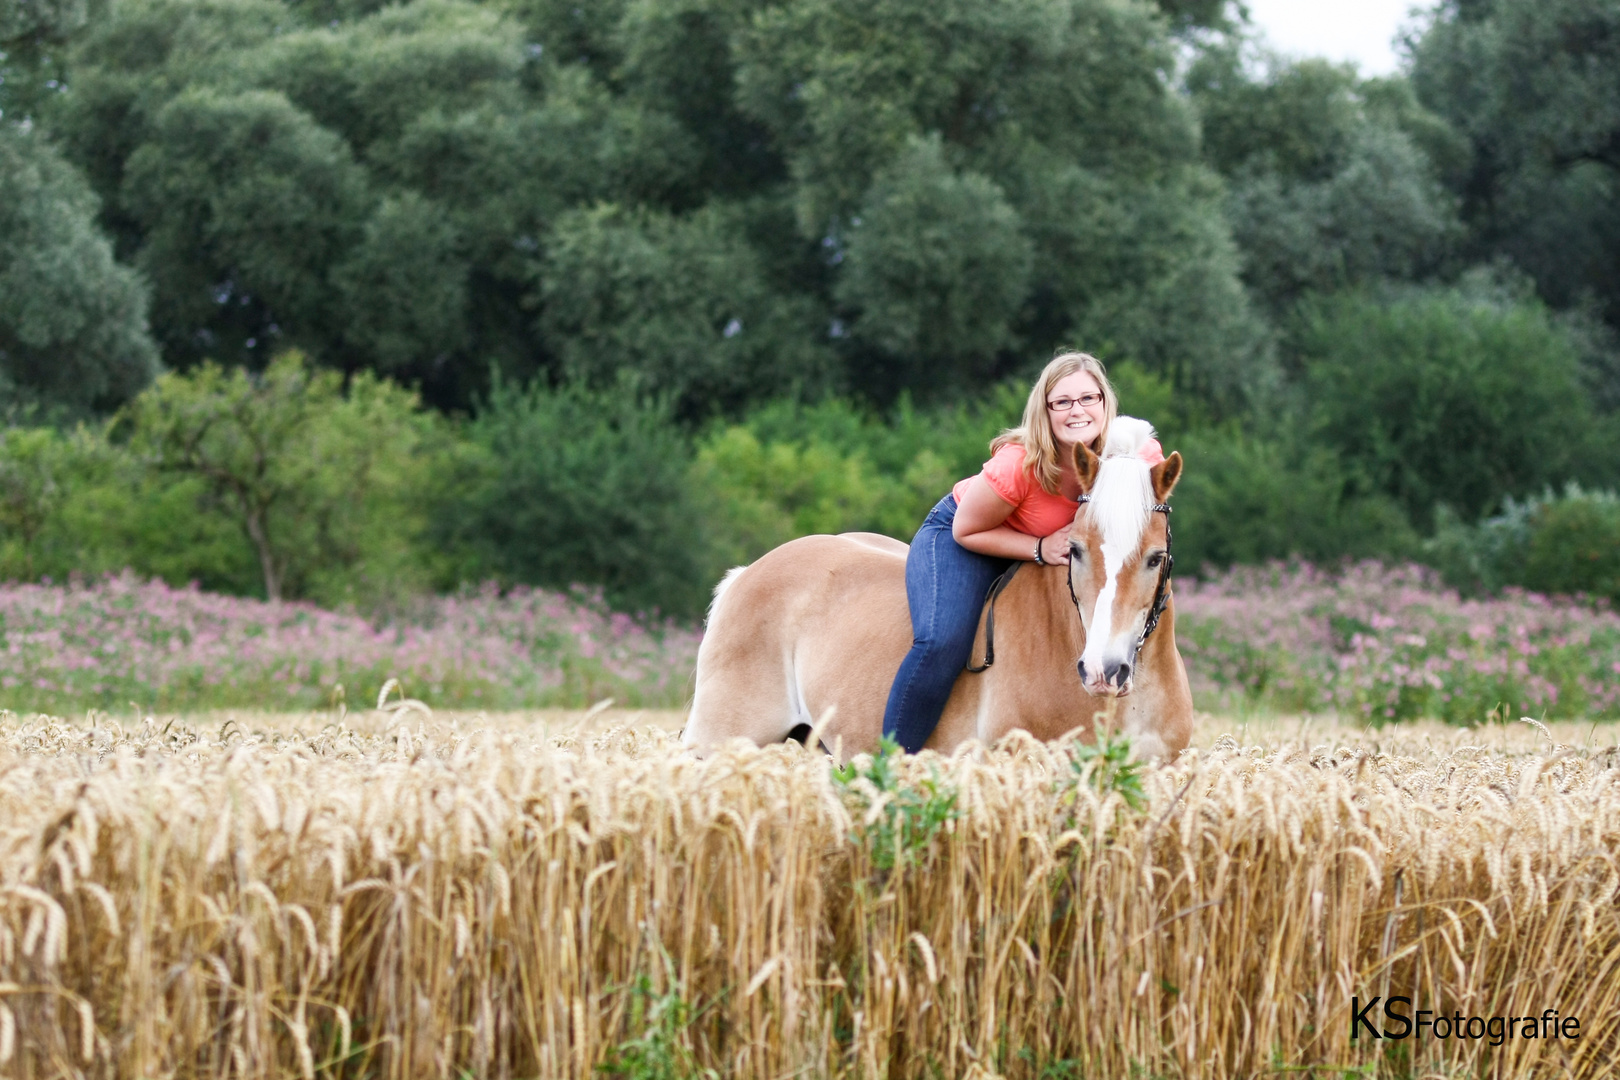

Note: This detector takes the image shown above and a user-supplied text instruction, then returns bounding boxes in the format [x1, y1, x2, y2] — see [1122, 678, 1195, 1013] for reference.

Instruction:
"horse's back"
[685, 534, 911, 752]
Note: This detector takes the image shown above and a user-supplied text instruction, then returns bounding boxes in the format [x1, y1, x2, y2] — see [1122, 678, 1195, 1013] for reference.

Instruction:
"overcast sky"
[1242, 0, 1432, 76]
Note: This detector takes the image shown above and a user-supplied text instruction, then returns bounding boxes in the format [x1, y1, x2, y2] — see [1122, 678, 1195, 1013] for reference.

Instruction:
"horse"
[682, 418, 1194, 762]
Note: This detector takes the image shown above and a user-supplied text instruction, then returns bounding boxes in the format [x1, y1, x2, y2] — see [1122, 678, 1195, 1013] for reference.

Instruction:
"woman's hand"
[1037, 529, 1070, 565]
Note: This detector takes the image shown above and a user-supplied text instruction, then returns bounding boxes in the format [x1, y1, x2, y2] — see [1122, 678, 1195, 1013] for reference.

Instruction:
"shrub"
[1298, 284, 1591, 526]
[457, 378, 718, 618]
[1426, 484, 1620, 603]
[1170, 426, 1416, 574]
[122, 352, 451, 608]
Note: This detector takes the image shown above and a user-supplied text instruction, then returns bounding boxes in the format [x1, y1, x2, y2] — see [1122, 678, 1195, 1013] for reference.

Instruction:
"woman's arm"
[951, 476, 1070, 564]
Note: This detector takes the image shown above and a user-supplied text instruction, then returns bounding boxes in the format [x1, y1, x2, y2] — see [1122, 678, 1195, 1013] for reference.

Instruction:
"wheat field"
[2, 705, 1617, 1079]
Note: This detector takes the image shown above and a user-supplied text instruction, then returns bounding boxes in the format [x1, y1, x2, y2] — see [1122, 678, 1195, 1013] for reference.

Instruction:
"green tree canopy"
[1411, 0, 1620, 332]
[1190, 50, 1462, 313]
[0, 124, 157, 415]
[39, 0, 1273, 416]
[124, 351, 445, 603]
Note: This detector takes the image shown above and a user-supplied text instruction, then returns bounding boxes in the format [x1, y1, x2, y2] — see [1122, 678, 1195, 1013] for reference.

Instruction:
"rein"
[967, 494, 1174, 673]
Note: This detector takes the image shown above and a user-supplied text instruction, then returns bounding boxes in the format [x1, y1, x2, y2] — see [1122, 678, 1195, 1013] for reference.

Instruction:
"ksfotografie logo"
[1351, 997, 1581, 1045]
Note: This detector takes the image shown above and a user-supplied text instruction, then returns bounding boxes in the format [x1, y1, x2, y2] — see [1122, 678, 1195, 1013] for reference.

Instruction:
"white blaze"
[1079, 417, 1156, 675]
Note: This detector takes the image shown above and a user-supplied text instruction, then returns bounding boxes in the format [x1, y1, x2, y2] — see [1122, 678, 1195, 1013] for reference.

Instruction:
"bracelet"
[1033, 537, 1045, 565]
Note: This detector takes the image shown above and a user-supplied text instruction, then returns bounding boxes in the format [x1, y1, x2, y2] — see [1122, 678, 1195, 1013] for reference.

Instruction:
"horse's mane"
[1086, 416, 1155, 561]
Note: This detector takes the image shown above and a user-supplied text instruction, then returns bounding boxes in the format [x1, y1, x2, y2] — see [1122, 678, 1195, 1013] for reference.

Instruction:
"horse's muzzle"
[1077, 659, 1133, 697]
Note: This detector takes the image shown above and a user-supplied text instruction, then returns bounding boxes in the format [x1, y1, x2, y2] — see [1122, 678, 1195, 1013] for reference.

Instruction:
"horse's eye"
[1145, 553, 1163, 569]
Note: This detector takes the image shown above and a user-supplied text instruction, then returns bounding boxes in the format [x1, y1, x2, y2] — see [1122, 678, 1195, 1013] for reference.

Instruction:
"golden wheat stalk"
[0, 711, 1616, 1078]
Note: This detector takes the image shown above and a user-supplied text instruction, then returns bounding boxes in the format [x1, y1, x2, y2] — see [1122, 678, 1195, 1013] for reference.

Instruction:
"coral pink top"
[951, 440, 1164, 537]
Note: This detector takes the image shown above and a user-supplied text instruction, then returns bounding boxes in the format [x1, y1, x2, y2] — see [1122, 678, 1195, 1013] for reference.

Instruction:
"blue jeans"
[882, 494, 1012, 753]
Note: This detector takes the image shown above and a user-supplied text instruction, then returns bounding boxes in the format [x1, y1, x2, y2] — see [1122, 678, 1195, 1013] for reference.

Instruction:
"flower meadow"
[1176, 562, 1620, 723]
[2, 563, 1619, 721]
[0, 572, 701, 713]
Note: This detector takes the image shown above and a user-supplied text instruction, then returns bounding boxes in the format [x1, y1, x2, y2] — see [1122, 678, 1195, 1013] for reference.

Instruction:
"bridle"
[966, 494, 1174, 673]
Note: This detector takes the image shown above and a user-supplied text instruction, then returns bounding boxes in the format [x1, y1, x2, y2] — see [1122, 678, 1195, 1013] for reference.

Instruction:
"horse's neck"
[1005, 564, 1087, 660]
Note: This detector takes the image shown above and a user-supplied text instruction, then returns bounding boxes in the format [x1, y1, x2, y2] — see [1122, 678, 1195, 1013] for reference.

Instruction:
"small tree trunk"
[244, 505, 281, 601]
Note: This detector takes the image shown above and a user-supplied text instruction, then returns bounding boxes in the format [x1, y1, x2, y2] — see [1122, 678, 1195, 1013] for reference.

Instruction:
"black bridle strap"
[1070, 502, 1174, 649]
[1137, 503, 1174, 648]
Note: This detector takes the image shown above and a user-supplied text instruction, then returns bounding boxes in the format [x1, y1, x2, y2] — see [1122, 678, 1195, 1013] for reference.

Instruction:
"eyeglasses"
[1047, 393, 1104, 411]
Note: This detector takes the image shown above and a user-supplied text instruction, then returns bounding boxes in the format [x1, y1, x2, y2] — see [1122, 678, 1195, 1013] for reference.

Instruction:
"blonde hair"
[990, 351, 1118, 495]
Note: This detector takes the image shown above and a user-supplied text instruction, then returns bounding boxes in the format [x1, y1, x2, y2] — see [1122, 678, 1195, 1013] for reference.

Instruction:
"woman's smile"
[1046, 371, 1107, 449]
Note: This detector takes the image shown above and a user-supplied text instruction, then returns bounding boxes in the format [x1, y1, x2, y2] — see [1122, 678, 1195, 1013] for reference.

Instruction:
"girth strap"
[964, 561, 1021, 673]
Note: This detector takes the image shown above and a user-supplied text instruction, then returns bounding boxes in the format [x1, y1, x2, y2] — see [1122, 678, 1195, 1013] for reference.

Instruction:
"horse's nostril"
[1105, 661, 1130, 686]
[1076, 659, 1088, 682]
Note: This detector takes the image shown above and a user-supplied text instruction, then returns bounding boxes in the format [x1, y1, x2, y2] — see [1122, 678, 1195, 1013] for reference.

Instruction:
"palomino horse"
[683, 418, 1194, 762]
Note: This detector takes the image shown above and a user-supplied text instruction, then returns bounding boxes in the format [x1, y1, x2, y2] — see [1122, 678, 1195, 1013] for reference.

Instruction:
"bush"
[0, 423, 262, 594]
[1170, 426, 1416, 574]
[456, 378, 718, 618]
[693, 384, 1030, 563]
[1426, 485, 1620, 603]
[1299, 284, 1593, 526]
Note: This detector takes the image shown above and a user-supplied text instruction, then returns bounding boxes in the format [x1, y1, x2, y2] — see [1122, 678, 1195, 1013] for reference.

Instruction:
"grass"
[1, 706, 1617, 1078]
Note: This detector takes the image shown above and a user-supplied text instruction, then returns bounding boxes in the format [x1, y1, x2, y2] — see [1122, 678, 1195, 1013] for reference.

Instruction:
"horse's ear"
[1151, 451, 1182, 502]
[1073, 441, 1100, 493]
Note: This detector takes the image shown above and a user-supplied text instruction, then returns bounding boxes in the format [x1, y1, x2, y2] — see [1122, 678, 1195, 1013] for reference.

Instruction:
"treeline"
[3, 0, 1620, 615]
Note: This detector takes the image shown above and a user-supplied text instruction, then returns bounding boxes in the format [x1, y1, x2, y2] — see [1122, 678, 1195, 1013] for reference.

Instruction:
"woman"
[881, 351, 1163, 753]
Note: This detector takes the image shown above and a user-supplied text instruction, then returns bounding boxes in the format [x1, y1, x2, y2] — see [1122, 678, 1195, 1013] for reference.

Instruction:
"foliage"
[833, 735, 959, 871]
[6, 0, 1620, 628]
[692, 384, 1027, 566]
[122, 352, 447, 606]
[0, 423, 264, 595]
[1170, 426, 1417, 574]
[455, 377, 718, 618]
[0, 425, 64, 576]
[1298, 283, 1597, 527]
[34, 0, 1272, 413]
[1066, 729, 1147, 811]
[539, 201, 833, 421]
[1426, 485, 1620, 603]
[1411, 0, 1620, 332]
[833, 135, 1033, 396]
[597, 970, 718, 1080]
[0, 124, 157, 415]
[1190, 49, 1462, 312]
[1193, 55, 1459, 309]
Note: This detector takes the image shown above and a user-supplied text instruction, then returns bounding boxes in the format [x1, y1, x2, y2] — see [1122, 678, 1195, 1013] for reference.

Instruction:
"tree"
[124, 352, 442, 603]
[1189, 51, 1462, 313]
[120, 87, 370, 371]
[833, 136, 1033, 397]
[732, 0, 1272, 408]
[1410, 0, 1620, 329]
[0, 0, 94, 123]
[539, 201, 835, 420]
[456, 378, 718, 616]
[0, 124, 157, 414]
[1299, 281, 1596, 526]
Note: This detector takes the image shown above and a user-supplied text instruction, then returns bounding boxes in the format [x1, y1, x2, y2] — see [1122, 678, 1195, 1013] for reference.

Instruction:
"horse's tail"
[706, 565, 750, 629]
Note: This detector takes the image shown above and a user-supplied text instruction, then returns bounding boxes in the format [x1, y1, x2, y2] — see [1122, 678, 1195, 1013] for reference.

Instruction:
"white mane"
[1086, 415, 1156, 557]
